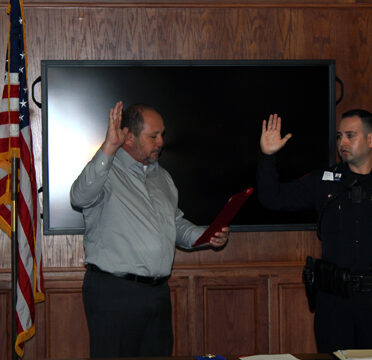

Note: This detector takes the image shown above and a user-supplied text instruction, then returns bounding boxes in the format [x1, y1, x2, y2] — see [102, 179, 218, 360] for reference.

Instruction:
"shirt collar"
[115, 147, 157, 174]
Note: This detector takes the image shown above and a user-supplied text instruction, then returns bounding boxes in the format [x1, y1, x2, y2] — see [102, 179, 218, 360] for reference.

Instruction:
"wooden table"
[45, 354, 335, 360]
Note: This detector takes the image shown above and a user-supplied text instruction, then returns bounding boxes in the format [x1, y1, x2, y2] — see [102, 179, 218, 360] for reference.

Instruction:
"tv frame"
[41, 59, 336, 235]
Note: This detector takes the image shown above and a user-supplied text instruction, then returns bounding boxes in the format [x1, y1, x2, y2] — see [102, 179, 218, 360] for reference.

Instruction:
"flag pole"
[2, 1, 44, 357]
[11, 156, 19, 360]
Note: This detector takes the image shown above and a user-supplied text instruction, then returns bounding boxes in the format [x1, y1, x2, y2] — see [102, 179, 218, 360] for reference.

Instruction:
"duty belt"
[351, 274, 372, 292]
[303, 257, 372, 312]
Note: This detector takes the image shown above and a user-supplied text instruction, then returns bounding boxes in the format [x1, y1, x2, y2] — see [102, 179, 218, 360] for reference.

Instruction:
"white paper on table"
[239, 354, 300, 360]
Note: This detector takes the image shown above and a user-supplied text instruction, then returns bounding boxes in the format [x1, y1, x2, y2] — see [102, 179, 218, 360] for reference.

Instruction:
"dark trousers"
[315, 291, 372, 352]
[82, 267, 173, 358]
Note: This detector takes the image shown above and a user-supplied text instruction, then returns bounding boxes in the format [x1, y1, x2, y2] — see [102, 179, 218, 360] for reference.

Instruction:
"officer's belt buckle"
[351, 274, 372, 292]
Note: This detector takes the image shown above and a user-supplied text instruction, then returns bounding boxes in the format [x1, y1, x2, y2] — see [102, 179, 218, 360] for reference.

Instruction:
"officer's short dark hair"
[342, 109, 372, 133]
[121, 103, 157, 137]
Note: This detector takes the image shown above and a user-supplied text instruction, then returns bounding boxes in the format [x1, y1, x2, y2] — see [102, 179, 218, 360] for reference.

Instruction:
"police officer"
[257, 110, 372, 352]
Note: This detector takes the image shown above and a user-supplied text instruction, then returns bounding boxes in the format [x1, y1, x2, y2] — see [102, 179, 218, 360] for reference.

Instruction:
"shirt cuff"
[93, 149, 114, 174]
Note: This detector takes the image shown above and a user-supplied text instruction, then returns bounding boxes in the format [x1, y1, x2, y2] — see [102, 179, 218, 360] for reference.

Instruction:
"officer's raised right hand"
[260, 114, 292, 155]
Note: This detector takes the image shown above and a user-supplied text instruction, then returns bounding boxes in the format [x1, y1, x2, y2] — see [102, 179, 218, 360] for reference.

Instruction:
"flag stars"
[19, 114, 24, 122]
[18, 17, 22, 25]
[20, 52, 25, 59]
[19, 67, 24, 73]
[20, 99, 27, 108]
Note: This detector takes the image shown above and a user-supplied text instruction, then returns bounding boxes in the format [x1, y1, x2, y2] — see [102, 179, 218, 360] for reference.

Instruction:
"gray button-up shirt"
[70, 147, 204, 277]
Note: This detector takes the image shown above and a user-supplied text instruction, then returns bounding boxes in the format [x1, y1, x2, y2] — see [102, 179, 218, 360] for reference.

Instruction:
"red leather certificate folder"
[192, 187, 254, 247]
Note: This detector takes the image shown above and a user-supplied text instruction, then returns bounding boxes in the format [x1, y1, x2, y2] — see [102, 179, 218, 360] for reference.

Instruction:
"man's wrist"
[101, 142, 119, 156]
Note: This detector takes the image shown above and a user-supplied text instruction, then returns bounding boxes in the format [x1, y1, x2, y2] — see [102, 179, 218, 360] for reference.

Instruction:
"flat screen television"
[41, 59, 336, 235]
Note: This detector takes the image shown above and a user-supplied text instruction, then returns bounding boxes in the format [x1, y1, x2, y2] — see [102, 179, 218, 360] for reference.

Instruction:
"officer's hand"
[260, 114, 292, 155]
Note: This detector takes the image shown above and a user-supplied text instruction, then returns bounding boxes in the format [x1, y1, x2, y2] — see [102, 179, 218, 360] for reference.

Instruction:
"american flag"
[0, 0, 44, 357]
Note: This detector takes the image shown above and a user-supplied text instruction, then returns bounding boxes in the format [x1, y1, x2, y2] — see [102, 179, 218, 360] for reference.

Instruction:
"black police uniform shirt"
[257, 153, 372, 274]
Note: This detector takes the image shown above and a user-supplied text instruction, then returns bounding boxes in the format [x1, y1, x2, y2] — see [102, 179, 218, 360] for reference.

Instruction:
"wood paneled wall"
[0, 1, 372, 358]
[1, 0, 372, 268]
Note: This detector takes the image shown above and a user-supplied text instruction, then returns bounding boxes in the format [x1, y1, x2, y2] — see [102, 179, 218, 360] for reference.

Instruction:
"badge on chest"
[322, 171, 342, 182]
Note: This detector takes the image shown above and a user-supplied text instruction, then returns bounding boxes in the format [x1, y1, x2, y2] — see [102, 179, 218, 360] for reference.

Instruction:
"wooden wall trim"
[0, 262, 306, 295]
[0, 261, 307, 282]
[2, 0, 372, 8]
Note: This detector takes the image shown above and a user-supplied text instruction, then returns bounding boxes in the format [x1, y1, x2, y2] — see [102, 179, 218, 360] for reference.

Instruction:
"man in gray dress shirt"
[70, 101, 229, 358]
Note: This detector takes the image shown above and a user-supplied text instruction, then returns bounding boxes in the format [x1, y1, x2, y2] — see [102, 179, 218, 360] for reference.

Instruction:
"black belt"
[351, 274, 372, 292]
[86, 264, 169, 286]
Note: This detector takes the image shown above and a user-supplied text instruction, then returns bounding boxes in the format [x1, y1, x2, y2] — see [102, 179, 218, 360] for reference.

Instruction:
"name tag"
[322, 171, 342, 182]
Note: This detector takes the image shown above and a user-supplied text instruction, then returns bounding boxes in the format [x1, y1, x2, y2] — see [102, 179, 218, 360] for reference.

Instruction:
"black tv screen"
[41, 60, 336, 235]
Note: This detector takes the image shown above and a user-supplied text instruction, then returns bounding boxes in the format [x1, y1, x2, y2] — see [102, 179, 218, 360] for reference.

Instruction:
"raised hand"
[260, 114, 292, 155]
[101, 101, 129, 156]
